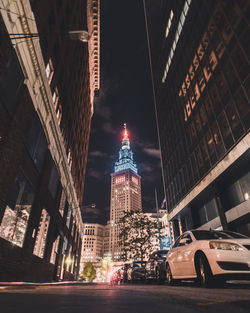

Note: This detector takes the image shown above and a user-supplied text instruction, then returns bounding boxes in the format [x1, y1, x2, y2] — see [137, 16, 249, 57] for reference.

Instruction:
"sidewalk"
[0, 281, 94, 288]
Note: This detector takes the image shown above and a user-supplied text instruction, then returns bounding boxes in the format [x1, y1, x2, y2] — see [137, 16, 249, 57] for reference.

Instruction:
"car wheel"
[166, 264, 174, 285]
[145, 274, 150, 284]
[156, 268, 164, 284]
[197, 254, 213, 288]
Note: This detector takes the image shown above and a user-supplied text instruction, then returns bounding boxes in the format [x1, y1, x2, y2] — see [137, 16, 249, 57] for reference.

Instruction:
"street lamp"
[68, 30, 90, 42]
[65, 255, 73, 268]
[2, 30, 90, 42]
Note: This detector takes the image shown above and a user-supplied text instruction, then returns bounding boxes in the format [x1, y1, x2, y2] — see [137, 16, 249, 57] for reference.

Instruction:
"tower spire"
[114, 124, 138, 173]
[123, 123, 129, 141]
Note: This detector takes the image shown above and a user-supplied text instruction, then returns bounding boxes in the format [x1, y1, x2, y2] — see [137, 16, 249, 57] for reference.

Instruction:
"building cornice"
[87, 0, 100, 115]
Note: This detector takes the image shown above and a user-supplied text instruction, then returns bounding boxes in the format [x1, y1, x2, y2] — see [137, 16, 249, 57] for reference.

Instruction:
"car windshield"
[192, 230, 248, 240]
[133, 262, 146, 268]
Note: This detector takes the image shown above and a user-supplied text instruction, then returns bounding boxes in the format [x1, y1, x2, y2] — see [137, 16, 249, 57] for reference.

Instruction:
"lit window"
[56, 103, 62, 125]
[33, 209, 50, 258]
[180, 12, 185, 25]
[59, 190, 66, 217]
[0, 170, 35, 247]
[45, 58, 54, 84]
[66, 208, 72, 228]
[162, 1, 191, 83]
[52, 88, 59, 108]
[165, 10, 174, 38]
[50, 235, 60, 264]
[67, 149, 72, 170]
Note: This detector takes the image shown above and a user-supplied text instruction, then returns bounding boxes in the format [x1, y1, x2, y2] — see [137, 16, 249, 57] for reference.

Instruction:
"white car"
[166, 230, 250, 287]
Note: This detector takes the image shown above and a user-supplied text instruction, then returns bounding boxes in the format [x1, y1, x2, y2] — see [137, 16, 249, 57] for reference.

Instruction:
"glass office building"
[144, 0, 250, 238]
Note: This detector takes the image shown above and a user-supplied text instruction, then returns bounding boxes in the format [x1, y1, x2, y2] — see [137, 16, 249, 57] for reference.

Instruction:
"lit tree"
[81, 262, 96, 282]
[100, 256, 112, 280]
[119, 211, 159, 261]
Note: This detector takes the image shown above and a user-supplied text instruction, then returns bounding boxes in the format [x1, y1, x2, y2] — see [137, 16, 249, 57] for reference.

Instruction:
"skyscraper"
[109, 125, 142, 260]
[144, 0, 250, 239]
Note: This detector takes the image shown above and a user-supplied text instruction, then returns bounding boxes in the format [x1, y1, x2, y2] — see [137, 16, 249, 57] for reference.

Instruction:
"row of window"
[0, 167, 78, 260]
[160, 1, 250, 212]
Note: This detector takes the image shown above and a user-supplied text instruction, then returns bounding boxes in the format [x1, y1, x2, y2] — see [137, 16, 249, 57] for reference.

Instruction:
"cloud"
[102, 122, 116, 134]
[134, 139, 160, 159]
[95, 105, 111, 119]
[89, 150, 108, 158]
[140, 162, 154, 173]
[82, 206, 101, 215]
[143, 148, 160, 158]
[87, 168, 102, 179]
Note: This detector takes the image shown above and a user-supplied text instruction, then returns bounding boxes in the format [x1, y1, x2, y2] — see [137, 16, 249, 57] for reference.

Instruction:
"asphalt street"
[0, 282, 250, 313]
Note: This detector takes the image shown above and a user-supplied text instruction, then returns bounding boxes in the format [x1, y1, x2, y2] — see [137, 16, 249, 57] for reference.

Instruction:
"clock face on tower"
[132, 176, 138, 185]
[115, 175, 125, 185]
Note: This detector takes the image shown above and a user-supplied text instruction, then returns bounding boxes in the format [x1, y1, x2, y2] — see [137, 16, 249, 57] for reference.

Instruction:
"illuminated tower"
[109, 124, 142, 260]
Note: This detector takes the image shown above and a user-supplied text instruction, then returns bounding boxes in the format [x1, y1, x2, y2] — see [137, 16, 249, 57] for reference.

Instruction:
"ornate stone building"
[0, 0, 100, 282]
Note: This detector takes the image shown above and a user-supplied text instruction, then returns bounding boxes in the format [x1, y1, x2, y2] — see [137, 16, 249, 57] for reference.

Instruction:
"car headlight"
[209, 241, 244, 251]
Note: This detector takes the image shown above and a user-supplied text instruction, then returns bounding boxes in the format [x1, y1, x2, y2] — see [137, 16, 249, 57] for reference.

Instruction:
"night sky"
[82, 0, 164, 224]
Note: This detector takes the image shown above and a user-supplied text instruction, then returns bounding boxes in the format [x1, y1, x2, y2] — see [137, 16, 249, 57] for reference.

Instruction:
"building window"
[225, 100, 244, 140]
[0, 51, 24, 115]
[56, 103, 62, 125]
[66, 208, 72, 228]
[48, 163, 59, 198]
[45, 58, 54, 84]
[67, 149, 73, 170]
[205, 130, 217, 165]
[33, 209, 50, 258]
[62, 236, 68, 255]
[197, 198, 218, 226]
[165, 10, 174, 38]
[50, 235, 60, 264]
[52, 87, 59, 108]
[59, 190, 66, 217]
[211, 122, 225, 158]
[221, 171, 250, 212]
[26, 115, 47, 172]
[0, 170, 35, 247]
[217, 112, 234, 149]
[234, 86, 250, 130]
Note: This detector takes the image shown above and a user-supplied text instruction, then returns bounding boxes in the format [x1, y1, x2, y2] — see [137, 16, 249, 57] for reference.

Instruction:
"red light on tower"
[123, 123, 129, 141]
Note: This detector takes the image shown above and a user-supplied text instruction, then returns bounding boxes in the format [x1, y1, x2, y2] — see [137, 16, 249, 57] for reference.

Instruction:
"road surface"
[0, 282, 249, 313]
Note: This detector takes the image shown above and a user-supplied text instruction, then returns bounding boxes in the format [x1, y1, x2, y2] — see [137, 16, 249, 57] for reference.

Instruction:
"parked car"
[121, 263, 131, 283]
[166, 230, 250, 287]
[145, 250, 169, 283]
[127, 261, 147, 283]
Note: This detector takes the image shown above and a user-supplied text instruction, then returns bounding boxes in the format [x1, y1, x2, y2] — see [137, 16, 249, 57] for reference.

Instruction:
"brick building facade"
[0, 0, 100, 282]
